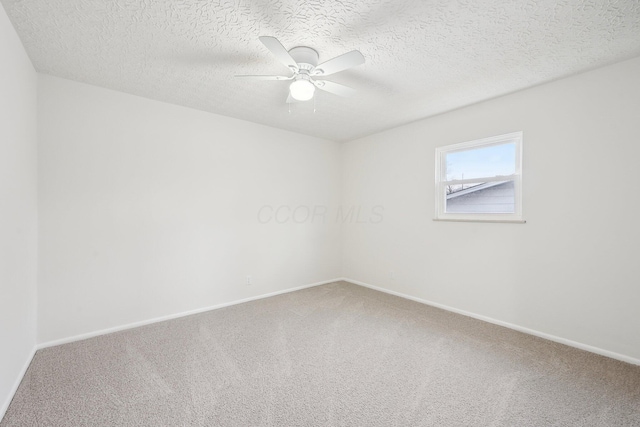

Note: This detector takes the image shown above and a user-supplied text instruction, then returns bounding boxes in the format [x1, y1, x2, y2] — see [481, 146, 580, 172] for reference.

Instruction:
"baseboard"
[37, 278, 341, 350]
[341, 277, 640, 366]
[1, 346, 37, 421]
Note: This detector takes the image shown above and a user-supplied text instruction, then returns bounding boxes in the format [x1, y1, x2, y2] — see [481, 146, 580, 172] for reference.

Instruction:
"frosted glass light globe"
[289, 79, 315, 101]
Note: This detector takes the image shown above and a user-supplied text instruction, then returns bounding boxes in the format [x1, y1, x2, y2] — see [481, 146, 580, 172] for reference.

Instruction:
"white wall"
[342, 56, 640, 361]
[0, 4, 38, 418]
[37, 75, 342, 344]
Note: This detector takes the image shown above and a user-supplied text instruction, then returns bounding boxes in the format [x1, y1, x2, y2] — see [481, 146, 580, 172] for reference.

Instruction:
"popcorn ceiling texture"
[2, 0, 640, 141]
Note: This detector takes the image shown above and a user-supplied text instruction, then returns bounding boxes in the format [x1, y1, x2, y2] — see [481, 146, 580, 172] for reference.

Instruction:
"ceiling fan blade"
[312, 50, 365, 76]
[259, 36, 299, 72]
[235, 75, 293, 80]
[313, 80, 356, 97]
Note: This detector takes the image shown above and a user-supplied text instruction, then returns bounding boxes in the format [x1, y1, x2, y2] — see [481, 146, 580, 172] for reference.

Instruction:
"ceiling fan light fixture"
[289, 79, 315, 101]
[238, 37, 364, 104]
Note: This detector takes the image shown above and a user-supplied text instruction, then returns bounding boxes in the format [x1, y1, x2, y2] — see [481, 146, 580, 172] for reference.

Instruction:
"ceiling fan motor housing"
[288, 46, 319, 72]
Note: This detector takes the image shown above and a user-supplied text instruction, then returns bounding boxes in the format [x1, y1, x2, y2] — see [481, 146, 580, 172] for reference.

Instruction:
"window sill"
[433, 218, 526, 224]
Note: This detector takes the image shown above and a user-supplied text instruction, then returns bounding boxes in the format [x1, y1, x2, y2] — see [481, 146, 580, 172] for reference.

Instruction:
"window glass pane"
[445, 180, 515, 214]
[445, 142, 515, 181]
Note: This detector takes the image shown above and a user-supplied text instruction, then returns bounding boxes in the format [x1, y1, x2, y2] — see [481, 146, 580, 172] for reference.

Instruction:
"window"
[435, 131, 523, 222]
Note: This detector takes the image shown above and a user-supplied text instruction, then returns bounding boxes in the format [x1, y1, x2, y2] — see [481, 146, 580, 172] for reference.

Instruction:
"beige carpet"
[2, 281, 640, 426]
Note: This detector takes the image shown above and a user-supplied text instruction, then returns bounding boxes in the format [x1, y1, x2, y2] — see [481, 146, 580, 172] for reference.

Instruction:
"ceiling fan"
[236, 36, 365, 103]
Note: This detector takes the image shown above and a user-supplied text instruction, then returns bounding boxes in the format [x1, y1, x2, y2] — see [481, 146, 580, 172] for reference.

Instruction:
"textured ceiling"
[3, 0, 640, 141]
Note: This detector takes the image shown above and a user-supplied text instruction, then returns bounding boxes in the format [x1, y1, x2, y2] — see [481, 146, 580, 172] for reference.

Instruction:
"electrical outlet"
[389, 270, 395, 279]
[246, 275, 252, 286]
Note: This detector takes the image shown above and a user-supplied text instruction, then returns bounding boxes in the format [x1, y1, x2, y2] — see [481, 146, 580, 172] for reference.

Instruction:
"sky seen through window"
[445, 142, 516, 181]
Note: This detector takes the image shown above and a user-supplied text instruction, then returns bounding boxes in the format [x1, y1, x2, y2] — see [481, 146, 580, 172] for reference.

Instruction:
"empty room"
[1, 0, 640, 425]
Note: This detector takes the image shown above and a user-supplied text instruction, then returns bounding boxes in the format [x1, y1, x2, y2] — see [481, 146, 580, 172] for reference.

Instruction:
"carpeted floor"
[2, 281, 640, 426]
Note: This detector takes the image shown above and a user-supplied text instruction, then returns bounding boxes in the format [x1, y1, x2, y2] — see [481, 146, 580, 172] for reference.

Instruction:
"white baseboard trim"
[1, 346, 37, 422]
[37, 278, 341, 350]
[341, 277, 640, 366]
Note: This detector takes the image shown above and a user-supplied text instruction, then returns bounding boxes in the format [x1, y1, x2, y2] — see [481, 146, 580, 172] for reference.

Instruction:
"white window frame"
[434, 131, 524, 223]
